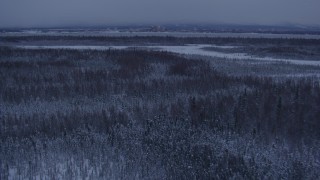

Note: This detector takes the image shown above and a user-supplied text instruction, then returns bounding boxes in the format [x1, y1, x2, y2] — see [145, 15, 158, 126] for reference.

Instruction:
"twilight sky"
[0, 0, 320, 28]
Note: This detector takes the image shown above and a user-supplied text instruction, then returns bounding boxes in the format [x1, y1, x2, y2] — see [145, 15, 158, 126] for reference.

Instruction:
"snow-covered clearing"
[17, 44, 320, 66]
[18, 45, 129, 51]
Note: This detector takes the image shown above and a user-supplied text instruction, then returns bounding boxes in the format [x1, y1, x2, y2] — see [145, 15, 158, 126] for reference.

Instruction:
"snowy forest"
[0, 36, 320, 179]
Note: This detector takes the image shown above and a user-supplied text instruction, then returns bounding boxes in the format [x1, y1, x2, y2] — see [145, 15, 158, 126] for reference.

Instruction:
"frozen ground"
[18, 44, 320, 66]
[18, 45, 130, 51]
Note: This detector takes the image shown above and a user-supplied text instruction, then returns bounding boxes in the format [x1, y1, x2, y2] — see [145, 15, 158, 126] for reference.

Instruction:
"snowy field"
[18, 44, 320, 66]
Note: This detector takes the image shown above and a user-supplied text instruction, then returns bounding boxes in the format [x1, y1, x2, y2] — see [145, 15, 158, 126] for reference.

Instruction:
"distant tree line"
[2, 35, 320, 46]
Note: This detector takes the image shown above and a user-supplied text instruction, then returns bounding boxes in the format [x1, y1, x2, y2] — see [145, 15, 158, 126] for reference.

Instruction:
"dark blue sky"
[1, 0, 319, 28]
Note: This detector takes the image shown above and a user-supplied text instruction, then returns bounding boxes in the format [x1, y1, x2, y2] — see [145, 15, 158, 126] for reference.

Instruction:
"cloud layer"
[1, 0, 319, 28]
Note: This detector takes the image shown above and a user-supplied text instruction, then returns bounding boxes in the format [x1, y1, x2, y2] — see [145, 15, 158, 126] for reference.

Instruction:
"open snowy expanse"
[17, 44, 320, 66]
